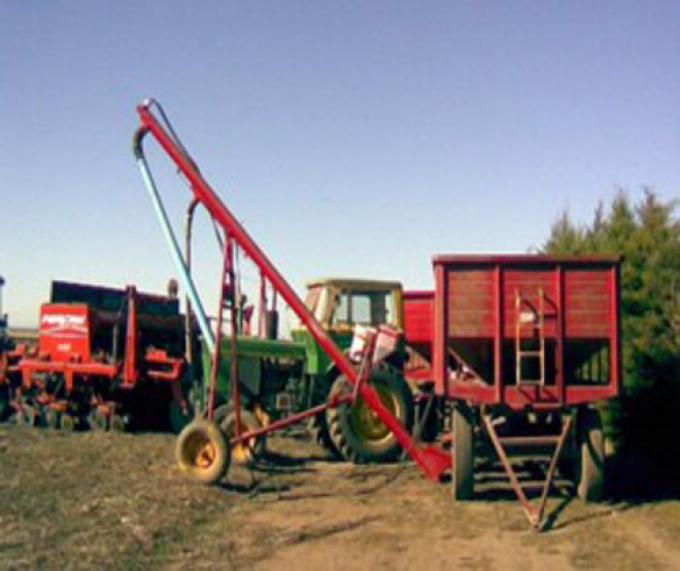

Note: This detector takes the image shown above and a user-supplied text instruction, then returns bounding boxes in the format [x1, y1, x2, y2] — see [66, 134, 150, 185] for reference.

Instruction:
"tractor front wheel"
[326, 365, 414, 464]
[176, 419, 230, 485]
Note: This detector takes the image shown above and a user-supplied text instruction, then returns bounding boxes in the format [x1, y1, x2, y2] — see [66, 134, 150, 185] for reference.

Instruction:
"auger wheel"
[325, 364, 414, 464]
[176, 419, 231, 484]
[213, 404, 266, 467]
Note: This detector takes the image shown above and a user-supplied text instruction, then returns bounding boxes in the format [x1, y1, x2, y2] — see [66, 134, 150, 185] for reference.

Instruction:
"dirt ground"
[1, 426, 679, 570]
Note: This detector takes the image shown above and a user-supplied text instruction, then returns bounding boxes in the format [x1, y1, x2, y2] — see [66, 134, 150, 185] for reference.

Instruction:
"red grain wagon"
[431, 255, 621, 525]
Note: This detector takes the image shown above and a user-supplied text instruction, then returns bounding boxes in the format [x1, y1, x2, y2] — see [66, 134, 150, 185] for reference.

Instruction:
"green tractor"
[198, 278, 414, 464]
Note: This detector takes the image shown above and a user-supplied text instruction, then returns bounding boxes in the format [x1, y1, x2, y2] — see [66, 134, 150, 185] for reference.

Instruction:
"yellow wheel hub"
[350, 383, 399, 443]
[184, 433, 217, 470]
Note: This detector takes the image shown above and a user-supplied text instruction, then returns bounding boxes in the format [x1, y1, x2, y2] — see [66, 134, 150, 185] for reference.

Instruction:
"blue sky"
[1, 1, 678, 327]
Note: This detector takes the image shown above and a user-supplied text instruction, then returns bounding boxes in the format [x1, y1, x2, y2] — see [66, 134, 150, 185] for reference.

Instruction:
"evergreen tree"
[543, 189, 679, 488]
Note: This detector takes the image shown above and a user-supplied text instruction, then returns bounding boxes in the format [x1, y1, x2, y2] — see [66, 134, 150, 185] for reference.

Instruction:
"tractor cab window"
[331, 292, 350, 325]
[330, 289, 395, 327]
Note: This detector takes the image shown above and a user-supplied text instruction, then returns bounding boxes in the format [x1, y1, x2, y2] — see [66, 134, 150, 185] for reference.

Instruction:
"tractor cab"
[293, 278, 404, 377]
[302, 278, 403, 332]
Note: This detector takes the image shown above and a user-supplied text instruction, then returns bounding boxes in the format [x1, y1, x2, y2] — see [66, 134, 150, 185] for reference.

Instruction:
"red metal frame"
[403, 290, 435, 384]
[482, 411, 574, 529]
[122, 287, 138, 387]
[134, 102, 451, 481]
[17, 286, 183, 403]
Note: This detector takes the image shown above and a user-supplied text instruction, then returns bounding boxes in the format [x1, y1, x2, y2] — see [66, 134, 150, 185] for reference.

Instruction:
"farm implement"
[131, 99, 621, 530]
[0, 280, 189, 431]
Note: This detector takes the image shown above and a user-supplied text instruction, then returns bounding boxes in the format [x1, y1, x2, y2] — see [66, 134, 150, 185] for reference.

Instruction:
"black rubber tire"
[0, 385, 10, 422]
[309, 410, 342, 459]
[451, 403, 475, 501]
[557, 419, 578, 481]
[416, 397, 441, 443]
[326, 365, 414, 464]
[306, 374, 342, 458]
[577, 407, 605, 502]
[176, 419, 230, 485]
[214, 406, 265, 467]
[211, 403, 233, 427]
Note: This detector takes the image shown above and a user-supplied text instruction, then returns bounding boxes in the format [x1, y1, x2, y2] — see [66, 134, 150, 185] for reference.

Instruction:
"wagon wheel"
[576, 407, 605, 502]
[175, 419, 231, 485]
[213, 405, 265, 467]
[326, 365, 414, 464]
[557, 419, 578, 480]
[451, 403, 475, 501]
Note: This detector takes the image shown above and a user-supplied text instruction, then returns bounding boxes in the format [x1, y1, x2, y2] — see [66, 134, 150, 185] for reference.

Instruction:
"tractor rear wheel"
[176, 419, 230, 485]
[451, 403, 475, 501]
[576, 407, 605, 502]
[326, 365, 414, 464]
[309, 408, 342, 460]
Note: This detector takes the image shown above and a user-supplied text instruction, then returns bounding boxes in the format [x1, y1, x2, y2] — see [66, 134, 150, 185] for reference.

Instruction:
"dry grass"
[1, 426, 679, 570]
